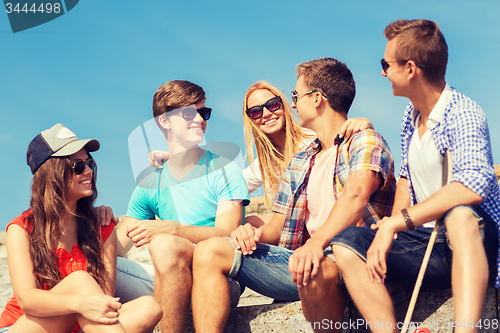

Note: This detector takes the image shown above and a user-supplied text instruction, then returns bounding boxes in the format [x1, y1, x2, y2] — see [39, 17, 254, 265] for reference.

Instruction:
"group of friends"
[1, 18, 499, 333]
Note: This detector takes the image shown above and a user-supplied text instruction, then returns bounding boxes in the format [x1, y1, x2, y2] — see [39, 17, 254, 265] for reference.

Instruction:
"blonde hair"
[243, 81, 314, 206]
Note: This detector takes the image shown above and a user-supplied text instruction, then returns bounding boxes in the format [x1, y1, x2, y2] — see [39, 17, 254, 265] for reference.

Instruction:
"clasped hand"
[79, 294, 122, 324]
[127, 219, 179, 247]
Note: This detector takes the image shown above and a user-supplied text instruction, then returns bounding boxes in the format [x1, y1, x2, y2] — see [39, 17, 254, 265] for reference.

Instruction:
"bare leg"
[9, 271, 127, 333]
[299, 257, 345, 333]
[117, 296, 162, 333]
[149, 234, 195, 333]
[333, 245, 397, 333]
[192, 237, 235, 333]
[446, 207, 488, 333]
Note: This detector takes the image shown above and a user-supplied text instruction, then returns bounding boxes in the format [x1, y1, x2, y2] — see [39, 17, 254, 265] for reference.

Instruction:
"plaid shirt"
[273, 129, 396, 250]
[399, 87, 500, 288]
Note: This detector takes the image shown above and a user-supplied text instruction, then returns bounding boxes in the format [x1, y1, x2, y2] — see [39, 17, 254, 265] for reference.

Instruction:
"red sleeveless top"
[0, 210, 114, 331]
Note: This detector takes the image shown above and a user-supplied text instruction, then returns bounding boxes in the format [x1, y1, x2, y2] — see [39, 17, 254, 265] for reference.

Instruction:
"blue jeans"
[115, 257, 155, 303]
[226, 238, 300, 302]
[225, 238, 337, 302]
[332, 205, 498, 290]
[0, 326, 10, 332]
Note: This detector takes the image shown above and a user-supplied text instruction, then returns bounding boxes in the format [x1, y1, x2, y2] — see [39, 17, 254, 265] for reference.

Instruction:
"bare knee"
[149, 234, 194, 276]
[319, 258, 341, 285]
[194, 237, 233, 273]
[332, 245, 359, 271]
[303, 258, 341, 293]
[446, 206, 482, 241]
[194, 237, 231, 264]
[134, 296, 163, 330]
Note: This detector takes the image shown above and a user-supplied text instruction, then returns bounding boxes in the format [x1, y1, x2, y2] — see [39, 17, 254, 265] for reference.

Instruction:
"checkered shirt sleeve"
[337, 129, 396, 224]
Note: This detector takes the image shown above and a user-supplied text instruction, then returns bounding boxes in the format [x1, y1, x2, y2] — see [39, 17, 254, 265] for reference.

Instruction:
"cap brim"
[51, 139, 100, 157]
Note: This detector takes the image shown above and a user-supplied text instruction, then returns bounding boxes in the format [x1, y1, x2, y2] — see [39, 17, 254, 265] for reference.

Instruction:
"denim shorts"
[225, 237, 337, 302]
[115, 257, 155, 303]
[331, 205, 498, 290]
[226, 237, 300, 302]
[0, 326, 10, 332]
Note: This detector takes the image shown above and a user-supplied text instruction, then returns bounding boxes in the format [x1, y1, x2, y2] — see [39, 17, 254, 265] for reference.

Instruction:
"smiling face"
[161, 99, 208, 150]
[66, 148, 94, 206]
[246, 89, 285, 138]
[382, 38, 410, 98]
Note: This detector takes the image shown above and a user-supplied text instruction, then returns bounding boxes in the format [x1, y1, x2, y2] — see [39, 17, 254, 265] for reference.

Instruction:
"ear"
[406, 60, 419, 80]
[158, 114, 171, 130]
[312, 91, 326, 108]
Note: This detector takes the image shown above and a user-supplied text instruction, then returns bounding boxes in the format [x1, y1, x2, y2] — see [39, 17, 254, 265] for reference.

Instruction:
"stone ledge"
[185, 287, 499, 333]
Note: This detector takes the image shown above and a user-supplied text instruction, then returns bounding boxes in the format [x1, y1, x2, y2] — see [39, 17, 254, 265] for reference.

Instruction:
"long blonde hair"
[243, 82, 314, 206]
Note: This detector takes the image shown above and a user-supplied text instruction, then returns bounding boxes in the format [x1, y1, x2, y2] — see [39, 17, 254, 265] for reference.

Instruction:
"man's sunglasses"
[72, 158, 96, 175]
[291, 90, 328, 104]
[176, 105, 212, 121]
[245, 96, 282, 120]
[380, 59, 426, 74]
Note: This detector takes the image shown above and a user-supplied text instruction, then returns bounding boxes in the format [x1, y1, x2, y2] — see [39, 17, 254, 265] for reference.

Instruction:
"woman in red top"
[0, 124, 162, 333]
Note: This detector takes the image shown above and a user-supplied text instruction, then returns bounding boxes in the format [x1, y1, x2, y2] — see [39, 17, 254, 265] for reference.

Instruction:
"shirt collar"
[411, 82, 452, 128]
[305, 138, 322, 156]
[305, 134, 343, 157]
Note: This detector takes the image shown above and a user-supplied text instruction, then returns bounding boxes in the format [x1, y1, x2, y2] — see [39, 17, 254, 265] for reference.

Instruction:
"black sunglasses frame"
[381, 58, 426, 74]
[72, 158, 96, 175]
[245, 96, 282, 120]
[177, 106, 212, 121]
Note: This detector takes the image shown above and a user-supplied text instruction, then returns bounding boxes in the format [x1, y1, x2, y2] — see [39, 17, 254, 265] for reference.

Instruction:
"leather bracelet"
[401, 208, 415, 231]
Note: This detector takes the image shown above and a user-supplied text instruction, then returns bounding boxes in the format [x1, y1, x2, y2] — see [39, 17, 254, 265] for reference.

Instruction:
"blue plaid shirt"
[273, 129, 396, 250]
[399, 87, 500, 288]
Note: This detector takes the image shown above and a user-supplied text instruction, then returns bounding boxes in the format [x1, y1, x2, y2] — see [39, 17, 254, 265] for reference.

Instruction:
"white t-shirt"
[408, 83, 452, 227]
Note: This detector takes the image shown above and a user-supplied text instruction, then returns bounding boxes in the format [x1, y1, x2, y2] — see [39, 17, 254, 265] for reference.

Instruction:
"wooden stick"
[400, 223, 439, 333]
[400, 151, 452, 333]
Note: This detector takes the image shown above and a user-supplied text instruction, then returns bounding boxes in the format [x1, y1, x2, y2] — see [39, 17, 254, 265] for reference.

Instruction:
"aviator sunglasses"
[72, 158, 96, 175]
[245, 96, 282, 120]
[381, 58, 426, 74]
[175, 105, 212, 121]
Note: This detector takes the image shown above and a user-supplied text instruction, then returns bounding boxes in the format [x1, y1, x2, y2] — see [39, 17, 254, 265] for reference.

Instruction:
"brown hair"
[243, 82, 314, 205]
[152, 80, 206, 137]
[296, 58, 355, 114]
[27, 153, 106, 291]
[384, 19, 448, 83]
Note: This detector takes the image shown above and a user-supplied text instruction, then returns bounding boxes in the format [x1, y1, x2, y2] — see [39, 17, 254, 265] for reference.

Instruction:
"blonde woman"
[150, 81, 373, 226]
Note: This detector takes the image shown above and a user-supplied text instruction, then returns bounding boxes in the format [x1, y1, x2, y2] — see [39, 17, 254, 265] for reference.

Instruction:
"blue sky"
[1, 0, 500, 231]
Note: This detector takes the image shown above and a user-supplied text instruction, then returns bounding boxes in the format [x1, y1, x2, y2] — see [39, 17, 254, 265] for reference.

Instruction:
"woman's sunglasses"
[245, 96, 282, 120]
[72, 158, 96, 175]
[176, 105, 212, 121]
